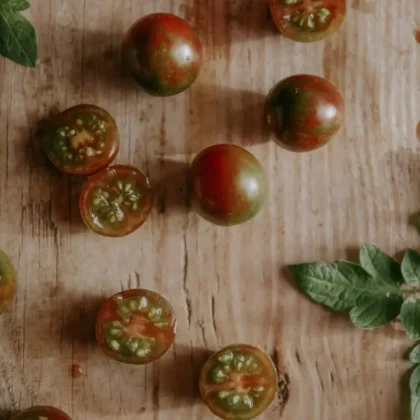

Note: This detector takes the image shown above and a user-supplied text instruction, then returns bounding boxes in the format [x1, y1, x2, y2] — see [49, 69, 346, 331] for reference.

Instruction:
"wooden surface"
[1, 0, 420, 419]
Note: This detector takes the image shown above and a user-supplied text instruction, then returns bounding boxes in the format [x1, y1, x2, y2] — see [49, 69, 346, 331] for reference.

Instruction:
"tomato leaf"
[0, 0, 30, 11]
[411, 365, 420, 419]
[401, 299, 420, 340]
[410, 345, 420, 364]
[402, 249, 420, 285]
[359, 244, 404, 286]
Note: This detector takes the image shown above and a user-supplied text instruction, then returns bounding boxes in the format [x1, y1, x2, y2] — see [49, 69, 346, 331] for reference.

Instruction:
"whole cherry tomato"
[269, 0, 346, 43]
[264, 74, 344, 152]
[122, 13, 203, 96]
[190, 144, 267, 226]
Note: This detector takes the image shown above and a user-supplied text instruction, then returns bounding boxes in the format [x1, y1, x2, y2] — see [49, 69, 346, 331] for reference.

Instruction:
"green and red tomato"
[190, 145, 267, 226]
[79, 165, 153, 237]
[96, 289, 176, 364]
[11, 406, 71, 420]
[122, 13, 203, 96]
[43, 104, 119, 175]
[264, 74, 344, 152]
[199, 344, 278, 420]
[269, 0, 346, 42]
[0, 250, 16, 314]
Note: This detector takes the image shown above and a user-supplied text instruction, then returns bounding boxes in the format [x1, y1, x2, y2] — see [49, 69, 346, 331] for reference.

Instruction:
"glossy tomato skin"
[190, 145, 267, 226]
[11, 406, 71, 420]
[264, 74, 344, 152]
[79, 165, 153, 237]
[96, 289, 176, 365]
[269, 0, 346, 42]
[0, 250, 16, 314]
[199, 344, 278, 420]
[122, 13, 202, 97]
[43, 104, 119, 175]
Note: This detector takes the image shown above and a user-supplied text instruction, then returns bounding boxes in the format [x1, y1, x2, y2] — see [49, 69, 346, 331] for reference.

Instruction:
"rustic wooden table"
[0, 0, 419, 419]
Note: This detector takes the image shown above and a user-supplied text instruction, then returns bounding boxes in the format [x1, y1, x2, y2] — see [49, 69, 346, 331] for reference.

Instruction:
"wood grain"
[0, 0, 419, 419]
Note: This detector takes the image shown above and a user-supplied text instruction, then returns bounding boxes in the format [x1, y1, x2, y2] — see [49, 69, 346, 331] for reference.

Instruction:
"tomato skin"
[79, 165, 153, 237]
[264, 74, 344, 152]
[269, 0, 346, 42]
[96, 289, 176, 365]
[190, 145, 267, 226]
[43, 104, 119, 175]
[11, 406, 71, 420]
[0, 250, 16, 315]
[122, 13, 203, 97]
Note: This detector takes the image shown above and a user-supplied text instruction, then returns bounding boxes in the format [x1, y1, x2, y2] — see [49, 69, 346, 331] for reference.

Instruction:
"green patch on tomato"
[0, 250, 16, 314]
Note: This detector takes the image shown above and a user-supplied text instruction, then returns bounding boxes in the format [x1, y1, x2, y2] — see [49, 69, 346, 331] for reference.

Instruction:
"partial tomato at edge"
[79, 165, 153, 237]
[269, 0, 346, 43]
[96, 289, 176, 365]
[199, 344, 278, 420]
[0, 250, 16, 314]
[11, 406, 71, 420]
[43, 104, 119, 176]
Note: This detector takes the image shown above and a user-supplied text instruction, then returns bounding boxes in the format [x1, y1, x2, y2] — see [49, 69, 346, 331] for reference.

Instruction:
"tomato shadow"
[0, 409, 16, 420]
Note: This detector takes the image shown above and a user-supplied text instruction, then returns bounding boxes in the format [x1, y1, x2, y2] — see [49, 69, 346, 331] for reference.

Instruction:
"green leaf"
[0, 0, 30, 11]
[411, 365, 420, 419]
[402, 249, 420, 285]
[0, 8, 37, 67]
[401, 298, 420, 340]
[359, 244, 404, 286]
[410, 345, 420, 364]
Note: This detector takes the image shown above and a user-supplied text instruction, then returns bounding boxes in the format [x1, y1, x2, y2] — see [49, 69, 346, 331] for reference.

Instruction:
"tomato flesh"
[96, 289, 176, 364]
[122, 13, 203, 96]
[0, 250, 16, 314]
[79, 165, 153, 237]
[199, 345, 278, 420]
[11, 406, 71, 420]
[269, 0, 346, 42]
[264, 74, 344, 152]
[190, 145, 267, 226]
[43, 104, 119, 175]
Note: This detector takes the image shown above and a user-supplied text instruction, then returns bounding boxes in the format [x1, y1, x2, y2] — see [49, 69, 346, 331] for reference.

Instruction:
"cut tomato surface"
[11, 406, 71, 420]
[0, 250, 16, 314]
[43, 104, 119, 175]
[96, 289, 176, 364]
[79, 165, 153, 237]
[199, 344, 278, 420]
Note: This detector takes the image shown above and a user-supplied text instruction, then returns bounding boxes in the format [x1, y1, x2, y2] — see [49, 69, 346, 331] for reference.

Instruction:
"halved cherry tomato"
[43, 104, 119, 175]
[11, 406, 71, 420]
[79, 165, 153, 237]
[96, 289, 176, 364]
[0, 250, 16, 314]
[199, 344, 278, 420]
[269, 0, 346, 43]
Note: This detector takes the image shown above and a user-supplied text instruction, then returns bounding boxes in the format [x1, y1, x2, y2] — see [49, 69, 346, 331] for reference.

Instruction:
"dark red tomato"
[269, 0, 346, 42]
[43, 105, 119, 175]
[190, 145, 267, 226]
[11, 406, 71, 420]
[122, 13, 202, 96]
[264, 74, 344, 152]
[0, 250, 16, 314]
[96, 289, 176, 364]
[79, 165, 153, 237]
[199, 344, 278, 420]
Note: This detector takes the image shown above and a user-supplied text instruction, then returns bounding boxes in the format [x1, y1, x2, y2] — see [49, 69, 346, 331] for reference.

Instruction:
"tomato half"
[269, 0, 346, 42]
[96, 289, 176, 364]
[0, 250, 16, 314]
[264, 74, 344, 152]
[199, 344, 278, 420]
[11, 406, 71, 420]
[43, 104, 119, 175]
[190, 145, 267, 226]
[79, 165, 153, 237]
[122, 13, 203, 96]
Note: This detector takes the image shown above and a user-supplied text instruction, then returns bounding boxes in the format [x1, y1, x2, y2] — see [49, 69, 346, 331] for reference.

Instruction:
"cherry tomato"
[199, 344, 278, 420]
[43, 104, 119, 176]
[96, 289, 176, 365]
[264, 74, 344, 152]
[190, 145, 267, 226]
[0, 250, 16, 314]
[269, 0, 346, 42]
[11, 406, 71, 420]
[122, 13, 203, 96]
[79, 165, 153, 237]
